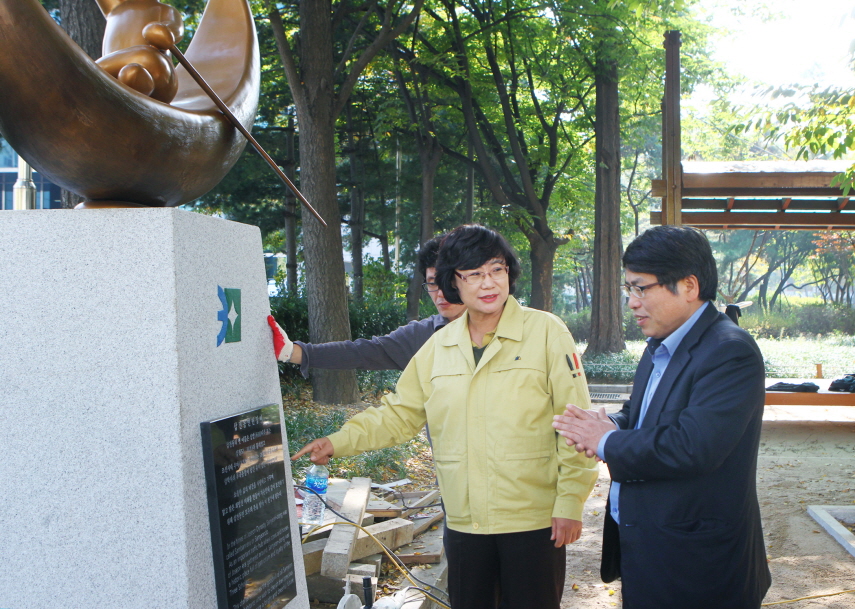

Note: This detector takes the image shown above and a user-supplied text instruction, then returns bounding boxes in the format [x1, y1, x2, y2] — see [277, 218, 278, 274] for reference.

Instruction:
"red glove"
[267, 315, 294, 361]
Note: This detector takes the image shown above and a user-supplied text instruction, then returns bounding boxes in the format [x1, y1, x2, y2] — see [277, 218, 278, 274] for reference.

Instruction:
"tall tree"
[392, 44, 442, 319]
[403, 0, 595, 310]
[587, 36, 625, 355]
[266, 0, 423, 403]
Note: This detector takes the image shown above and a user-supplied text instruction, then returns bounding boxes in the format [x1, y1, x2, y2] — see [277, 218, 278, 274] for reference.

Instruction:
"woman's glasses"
[455, 264, 509, 286]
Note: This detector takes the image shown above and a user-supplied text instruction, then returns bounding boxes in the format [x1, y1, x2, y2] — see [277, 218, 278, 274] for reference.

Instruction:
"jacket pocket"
[493, 434, 557, 514]
[431, 443, 468, 519]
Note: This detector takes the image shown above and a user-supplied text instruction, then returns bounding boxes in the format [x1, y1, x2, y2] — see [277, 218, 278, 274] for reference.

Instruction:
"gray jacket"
[295, 314, 449, 378]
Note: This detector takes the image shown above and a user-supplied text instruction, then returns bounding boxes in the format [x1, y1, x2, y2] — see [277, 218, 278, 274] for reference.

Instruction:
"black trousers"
[443, 524, 566, 609]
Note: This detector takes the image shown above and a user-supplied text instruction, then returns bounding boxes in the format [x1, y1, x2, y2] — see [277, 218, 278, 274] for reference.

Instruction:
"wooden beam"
[400, 490, 442, 518]
[662, 30, 682, 226]
[838, 197, 850, 211]
[726, 197, 735, 210]
[681, 186, 844, 197]
[651, 211, 855, 229]
[412, 509, 445, 536]
[680, 198, 843, 211]
[321, 477, 372, 579]
[682, 172, 842, 190]
[352, 517, 415, 559]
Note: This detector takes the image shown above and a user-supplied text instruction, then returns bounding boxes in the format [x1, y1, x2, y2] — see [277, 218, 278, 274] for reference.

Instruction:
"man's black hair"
[435, 224, 521, 305]
[622, 225, 718, 301]
[417, 235, 445, 278]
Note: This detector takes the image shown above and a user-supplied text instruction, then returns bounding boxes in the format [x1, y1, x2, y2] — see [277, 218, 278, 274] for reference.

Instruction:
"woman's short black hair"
[435, 224, 521, 305]
[622, 225, 718, 301]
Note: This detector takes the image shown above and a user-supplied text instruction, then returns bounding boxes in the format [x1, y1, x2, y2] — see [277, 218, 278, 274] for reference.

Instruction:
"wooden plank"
[683, 172, 841, 190]
[401, 490, 442, 517]
[683, 160, 852, 174]
[395, 525, 446, 565]
[366, 498, 403, 518]
[304, 518, 417, 576]
[320, 477, 372, 579]
[412, 508, 445, 536]
[651, 211, 855, 230]
[765, 378, 855, 407]
[662, 30, 682, 226]
[353, 517, 415, 559]
[680, 199, 843, 211]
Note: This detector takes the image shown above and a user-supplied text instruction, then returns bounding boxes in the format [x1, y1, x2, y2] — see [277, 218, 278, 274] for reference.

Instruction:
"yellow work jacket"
[327, 296, 598, 534]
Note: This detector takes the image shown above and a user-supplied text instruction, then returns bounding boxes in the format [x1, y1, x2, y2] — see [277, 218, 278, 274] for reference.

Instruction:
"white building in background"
[0, 136, 62, 210]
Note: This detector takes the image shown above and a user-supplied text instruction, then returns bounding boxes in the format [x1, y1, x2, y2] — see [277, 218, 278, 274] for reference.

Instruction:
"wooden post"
[662, 30, 682, 226]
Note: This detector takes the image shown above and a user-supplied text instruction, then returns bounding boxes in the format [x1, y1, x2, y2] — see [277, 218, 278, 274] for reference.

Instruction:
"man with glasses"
[553, 225, 771, 609]
[269, 236, 466, 375]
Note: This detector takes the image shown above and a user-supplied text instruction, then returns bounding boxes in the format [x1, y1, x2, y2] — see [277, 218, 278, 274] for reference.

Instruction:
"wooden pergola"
[652, 30, 855, 230]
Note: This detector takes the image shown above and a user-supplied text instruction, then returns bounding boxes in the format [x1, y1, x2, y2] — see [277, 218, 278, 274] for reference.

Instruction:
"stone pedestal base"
[0, 209, 308, 609]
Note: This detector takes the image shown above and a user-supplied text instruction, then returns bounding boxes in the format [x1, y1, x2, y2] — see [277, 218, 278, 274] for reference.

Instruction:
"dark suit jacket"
[602, 302, 771, 609]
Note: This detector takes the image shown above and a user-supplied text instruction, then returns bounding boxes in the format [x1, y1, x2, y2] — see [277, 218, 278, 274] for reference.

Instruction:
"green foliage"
[579, 340, 646, 383]
[348, 299, 408, 343]
[284, 407, 425, 483]
[562, 308, 646, 343]
[739, 85, 855, 193]
[757, 335, 855, 379]
[269, 291, 409, 395]
[741, 303, 855, 338]
[580, 333, 855, 383]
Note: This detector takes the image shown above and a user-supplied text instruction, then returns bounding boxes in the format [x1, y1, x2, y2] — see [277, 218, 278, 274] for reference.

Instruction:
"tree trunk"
[298, 0, 359, 404]
[464, 140, 474, 223]
[587, 53, 626, 355]
[527, 230, 558, 311]
[406, 139, 441, 320]
[59, 0, 104, 59]
[59, 0, 105, 208]
[346, 103, 365, 303]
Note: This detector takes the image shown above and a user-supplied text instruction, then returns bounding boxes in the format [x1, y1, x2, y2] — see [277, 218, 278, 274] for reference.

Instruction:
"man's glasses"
[422, 282, 440, 293]
[455, 264, 509, 286]
[620, 282, 662, 298]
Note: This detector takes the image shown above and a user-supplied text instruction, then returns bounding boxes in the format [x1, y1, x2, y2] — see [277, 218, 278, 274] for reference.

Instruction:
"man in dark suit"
[554, 226, 771, 609]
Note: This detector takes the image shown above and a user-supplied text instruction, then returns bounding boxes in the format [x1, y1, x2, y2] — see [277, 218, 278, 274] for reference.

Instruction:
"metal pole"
[13, 155, 36, 210]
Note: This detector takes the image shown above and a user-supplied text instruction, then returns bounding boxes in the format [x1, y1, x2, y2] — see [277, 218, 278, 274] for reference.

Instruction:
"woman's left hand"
[550, 517, 582, 547]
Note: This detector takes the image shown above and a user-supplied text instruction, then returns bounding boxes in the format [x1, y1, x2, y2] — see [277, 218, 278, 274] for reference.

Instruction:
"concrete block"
[0, 209, 308, 608]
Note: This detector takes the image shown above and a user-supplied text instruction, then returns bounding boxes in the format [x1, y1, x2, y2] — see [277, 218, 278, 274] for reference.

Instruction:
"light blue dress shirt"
[597, 302, 709, 525]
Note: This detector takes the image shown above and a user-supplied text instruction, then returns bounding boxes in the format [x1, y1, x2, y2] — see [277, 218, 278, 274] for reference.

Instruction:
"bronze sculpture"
[0, 0, 258, 208]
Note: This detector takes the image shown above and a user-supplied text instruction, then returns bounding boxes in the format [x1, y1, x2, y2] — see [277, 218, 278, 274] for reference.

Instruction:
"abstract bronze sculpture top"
[95, 0, 185, 103]
[0, 0, 258, 208]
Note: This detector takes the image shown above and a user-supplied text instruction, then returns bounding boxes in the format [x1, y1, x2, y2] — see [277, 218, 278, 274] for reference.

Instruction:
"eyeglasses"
[422, 282, 440, 293]
[620, 282, 662, 298]
[455, 264, 509, 286]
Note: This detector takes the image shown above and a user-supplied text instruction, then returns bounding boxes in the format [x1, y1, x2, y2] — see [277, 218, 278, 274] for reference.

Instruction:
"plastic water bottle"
[302, 463, 328, 526]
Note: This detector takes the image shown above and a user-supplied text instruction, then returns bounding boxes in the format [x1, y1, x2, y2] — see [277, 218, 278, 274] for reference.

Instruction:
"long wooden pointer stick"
[166, 43, 327, 226]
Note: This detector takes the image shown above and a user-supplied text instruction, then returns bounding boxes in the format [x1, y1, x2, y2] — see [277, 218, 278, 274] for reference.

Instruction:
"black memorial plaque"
[201, 405, 298, 609]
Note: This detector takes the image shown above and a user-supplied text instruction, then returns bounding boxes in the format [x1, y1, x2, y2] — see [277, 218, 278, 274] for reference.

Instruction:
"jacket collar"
[632, 301, 720, 427]
[440, 295, 525, 373]
[440, 295, 525, 347]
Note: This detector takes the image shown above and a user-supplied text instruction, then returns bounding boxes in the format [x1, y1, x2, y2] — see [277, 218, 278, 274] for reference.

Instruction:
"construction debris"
[302, 478, 447, 607]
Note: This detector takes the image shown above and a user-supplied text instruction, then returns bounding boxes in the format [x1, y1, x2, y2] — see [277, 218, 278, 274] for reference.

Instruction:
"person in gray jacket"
[268, 236, 466, 372]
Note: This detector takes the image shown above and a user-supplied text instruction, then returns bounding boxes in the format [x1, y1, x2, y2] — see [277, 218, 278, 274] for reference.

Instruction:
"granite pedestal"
[0, 209, 308, 609]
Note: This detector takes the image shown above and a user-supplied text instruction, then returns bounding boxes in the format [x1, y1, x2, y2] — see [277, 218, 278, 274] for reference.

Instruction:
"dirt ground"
[562, 404, 855, 609]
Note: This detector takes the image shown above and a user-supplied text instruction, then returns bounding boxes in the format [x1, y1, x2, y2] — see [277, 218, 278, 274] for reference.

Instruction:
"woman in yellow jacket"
[293, 224, 597, 609]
